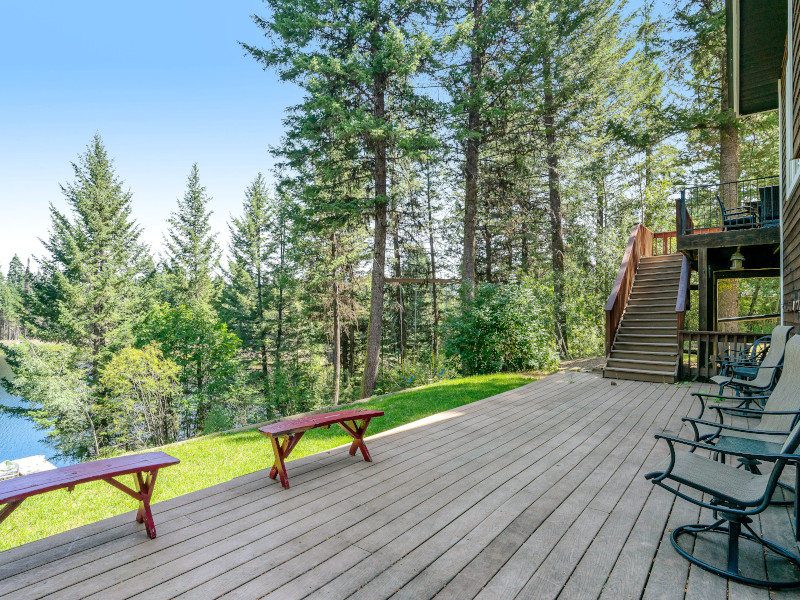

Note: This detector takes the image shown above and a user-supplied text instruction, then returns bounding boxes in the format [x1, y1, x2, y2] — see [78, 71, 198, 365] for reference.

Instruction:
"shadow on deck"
[1, 371, 797, 599]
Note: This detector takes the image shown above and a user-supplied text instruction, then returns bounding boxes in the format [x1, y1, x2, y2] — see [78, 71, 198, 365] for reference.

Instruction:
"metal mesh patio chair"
[708, 325, 793, 403]
[685, 335, 800, 508]
[646, 419, 800, 587]
[715, 335, 771, 379]
[716, 194, 758, 230]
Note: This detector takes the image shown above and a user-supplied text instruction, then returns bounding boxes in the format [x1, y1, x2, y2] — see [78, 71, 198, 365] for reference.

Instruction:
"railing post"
[679, 189, 686, 236]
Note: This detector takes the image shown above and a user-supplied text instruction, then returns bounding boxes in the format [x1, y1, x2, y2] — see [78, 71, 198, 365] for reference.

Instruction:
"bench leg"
[103, 469, 160, 539]
[269, 432, 304, 489]
[338, 418, 373, 462]
[135, 470, 159, 538]
[0, 500, 23, 525]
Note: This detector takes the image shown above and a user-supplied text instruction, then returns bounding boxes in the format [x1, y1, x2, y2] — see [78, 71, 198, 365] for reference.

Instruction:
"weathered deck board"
[1, 370, 798, 600]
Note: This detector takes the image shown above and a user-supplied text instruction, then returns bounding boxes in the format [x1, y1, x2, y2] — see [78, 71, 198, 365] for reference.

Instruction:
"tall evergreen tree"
[7, 255, 25, 288]
[31, 134, 148, 375]
[222, 174, 274, 385]
[519, 0, 629, 356]
[244, 0, 438, 397]
[163, 163, 220, 310]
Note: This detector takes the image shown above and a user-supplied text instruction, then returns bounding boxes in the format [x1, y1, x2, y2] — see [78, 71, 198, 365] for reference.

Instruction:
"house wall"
[784, 181, 800, 330]
[783, 0, 800, 329]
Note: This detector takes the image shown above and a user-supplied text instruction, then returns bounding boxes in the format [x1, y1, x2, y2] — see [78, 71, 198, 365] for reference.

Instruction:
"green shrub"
[443, 283, 560, 375]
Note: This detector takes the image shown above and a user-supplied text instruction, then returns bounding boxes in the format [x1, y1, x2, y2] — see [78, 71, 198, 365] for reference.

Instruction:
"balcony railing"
[678, 176, 779, 236]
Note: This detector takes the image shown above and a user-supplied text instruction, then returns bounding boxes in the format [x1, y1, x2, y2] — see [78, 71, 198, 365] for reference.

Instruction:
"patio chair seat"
[652, 450, 768, 506]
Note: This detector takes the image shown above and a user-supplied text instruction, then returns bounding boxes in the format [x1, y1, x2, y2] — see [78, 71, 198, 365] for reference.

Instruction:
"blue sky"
[0, 1, 661, 273]
[0, 1, 302, 270]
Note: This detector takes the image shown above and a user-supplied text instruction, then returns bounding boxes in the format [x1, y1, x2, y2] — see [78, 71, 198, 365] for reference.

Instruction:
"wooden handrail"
[652, 231, 677, 255]
[676, 255, 690, 313]
[605, 224, 653, 355]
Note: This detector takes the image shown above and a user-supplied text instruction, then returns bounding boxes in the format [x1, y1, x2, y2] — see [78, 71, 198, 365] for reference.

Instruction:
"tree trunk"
[544, 52, 568, 358]
[426, 170, 439, 359]
[392, 204, 406, 360]
[718, 47, 740, 332]
[362, 58, 388, 398]
[521, 224, 529, 274]
[462, 0, 483, 302]
[332, 236, 341, 406]
[256, 239, 269, 386]
[483, 225, 493, 282]
[276, 209, 286, 364]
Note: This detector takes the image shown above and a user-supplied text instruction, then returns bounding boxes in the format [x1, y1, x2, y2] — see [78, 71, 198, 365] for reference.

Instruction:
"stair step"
[633, 281, 682, 289]
[603, 367, 676, 383]
[624, 310, 676, 316]
[626, 301, 676, 308]
[621, 319, 678, 325]
[636, 267, 681, 281]
[618, 326, 677, 334]
[611, 350, 678, 358]
[612, 344, 678, 353]
[640, 256, 682, 263]
[637, 263, 682, 270]
[629, 290, 678, 298]
[606, 358, 677, 369]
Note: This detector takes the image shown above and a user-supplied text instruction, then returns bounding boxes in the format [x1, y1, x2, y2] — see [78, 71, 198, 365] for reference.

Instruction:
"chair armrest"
[691, 392, 769, 419]
[691, 392, 770, 401]
[682, 416, 790, 437]
[708, 404, 795, 417]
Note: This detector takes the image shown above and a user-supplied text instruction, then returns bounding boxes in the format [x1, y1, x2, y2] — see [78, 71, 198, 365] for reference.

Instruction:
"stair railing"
[676, 254, 690, 331]
[605, 224, 653, 355]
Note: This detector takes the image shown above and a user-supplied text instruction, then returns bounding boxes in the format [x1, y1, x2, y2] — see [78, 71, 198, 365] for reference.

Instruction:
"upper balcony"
[677, 175, 781, 251]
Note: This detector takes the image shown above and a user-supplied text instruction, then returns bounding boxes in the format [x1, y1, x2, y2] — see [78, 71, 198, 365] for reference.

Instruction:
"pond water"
[0, 354, 68, 466]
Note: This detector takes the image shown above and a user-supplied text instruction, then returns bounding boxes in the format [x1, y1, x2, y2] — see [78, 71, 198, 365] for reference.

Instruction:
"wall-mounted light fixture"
[731, 246, 745, 270]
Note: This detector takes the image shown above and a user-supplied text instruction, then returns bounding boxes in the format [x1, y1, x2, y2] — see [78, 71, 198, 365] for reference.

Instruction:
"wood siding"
[784, 177, 800, 330]
[794, 2, 800, 157]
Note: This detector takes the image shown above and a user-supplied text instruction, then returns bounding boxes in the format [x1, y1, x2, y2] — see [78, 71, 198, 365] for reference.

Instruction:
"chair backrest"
[760, 417, 800, 503]
[761, 326, 792, 368]
[743, 325, 793, 388]
[759, 334, 800, 432]
[715, 194, 726, 217]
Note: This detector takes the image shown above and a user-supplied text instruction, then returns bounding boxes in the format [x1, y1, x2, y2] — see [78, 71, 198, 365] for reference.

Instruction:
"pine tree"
[7, 255, 25, 288]
[518, 0, 629, 356]
[244, 0, 438, 397]
[31, 134, 148, 375]
[222, 174, 274, 386]
[163, 163, 221, 311]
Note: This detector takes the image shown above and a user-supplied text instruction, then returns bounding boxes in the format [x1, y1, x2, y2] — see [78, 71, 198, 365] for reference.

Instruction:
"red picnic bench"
[259, 409, 384, 489]
[0, 451, 179, 539]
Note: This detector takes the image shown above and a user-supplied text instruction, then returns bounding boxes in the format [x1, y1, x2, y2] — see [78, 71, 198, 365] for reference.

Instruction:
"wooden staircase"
[603, 254, 683, 383]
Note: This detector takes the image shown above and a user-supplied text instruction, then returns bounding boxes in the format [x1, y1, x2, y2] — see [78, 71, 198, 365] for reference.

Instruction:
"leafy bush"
[100, 344, 181, 449]
[443, 283, 560, 375]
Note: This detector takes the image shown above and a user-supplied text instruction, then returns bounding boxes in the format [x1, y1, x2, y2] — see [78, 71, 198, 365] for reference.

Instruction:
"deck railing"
[652, 231, 677, 255]
[679, 175, 779, 236]
[677, 330, 765, 380]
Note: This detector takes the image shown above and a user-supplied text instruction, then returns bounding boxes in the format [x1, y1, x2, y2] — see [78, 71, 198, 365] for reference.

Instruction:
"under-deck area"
[1, 371, 798, 599]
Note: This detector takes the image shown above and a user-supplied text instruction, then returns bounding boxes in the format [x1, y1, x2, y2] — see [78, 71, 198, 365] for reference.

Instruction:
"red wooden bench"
[0, 451, 179, 539]
[259, 409, 384, 489]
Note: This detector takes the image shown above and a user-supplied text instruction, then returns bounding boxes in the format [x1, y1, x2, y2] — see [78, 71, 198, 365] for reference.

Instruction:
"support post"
[698, 248, 711, 371]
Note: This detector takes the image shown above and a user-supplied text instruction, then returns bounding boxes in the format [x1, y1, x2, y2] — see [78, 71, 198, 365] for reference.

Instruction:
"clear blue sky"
[0, 1, 660, 274]
[0, 1, 302, 271]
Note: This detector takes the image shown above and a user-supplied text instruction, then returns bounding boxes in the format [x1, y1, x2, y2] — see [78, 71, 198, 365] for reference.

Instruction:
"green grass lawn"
[0, 372, 535, 551]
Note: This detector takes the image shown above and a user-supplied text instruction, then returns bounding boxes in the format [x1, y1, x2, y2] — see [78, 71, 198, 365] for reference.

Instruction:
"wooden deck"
[1, 370, 799, 599]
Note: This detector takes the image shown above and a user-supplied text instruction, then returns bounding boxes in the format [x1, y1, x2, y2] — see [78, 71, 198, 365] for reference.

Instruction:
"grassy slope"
[0, 372, 535, 551]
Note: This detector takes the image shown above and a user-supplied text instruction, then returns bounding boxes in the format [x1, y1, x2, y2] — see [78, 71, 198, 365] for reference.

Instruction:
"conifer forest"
[0, 0, 779, 460]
